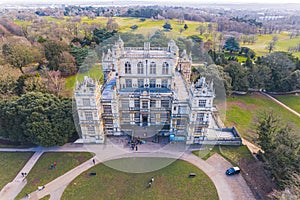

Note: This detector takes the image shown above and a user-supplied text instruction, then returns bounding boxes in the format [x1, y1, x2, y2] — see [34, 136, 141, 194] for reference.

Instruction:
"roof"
[233, 167, 240, 171]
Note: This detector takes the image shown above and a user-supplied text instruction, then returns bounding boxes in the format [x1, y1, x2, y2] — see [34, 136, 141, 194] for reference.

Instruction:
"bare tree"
[45, 70, 64, 96]
[196, 24, 206, 35]
[266, 41, 276, 53]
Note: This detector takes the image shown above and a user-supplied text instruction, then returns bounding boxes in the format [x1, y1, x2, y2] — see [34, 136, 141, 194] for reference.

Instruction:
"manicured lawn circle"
[62, 158, 218, 200]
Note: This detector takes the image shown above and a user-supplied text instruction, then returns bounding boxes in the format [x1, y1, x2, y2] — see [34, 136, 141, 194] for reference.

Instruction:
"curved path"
[0, 143, 255, 200]
[24, 149, 254, 200]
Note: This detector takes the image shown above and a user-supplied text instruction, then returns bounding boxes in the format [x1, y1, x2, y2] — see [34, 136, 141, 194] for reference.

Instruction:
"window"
[195, 126, 202, 134]
[161, 80, 168, 88]
[122, 112, 130, 119]
[134, 113, 140, 119]
[137, 62, 144, 74]
[142, 101, 148, 109]
[103, 105, 112, 113]
[150, 62, 156, 74]
[150, 79, 156, 88]
[161, 100, 169, 108]
[104, 119, 113, 124]
[150, 100, 156, 108]
[83, 98, 90, 106]
[134, 100, 140, 108]
[177, 120, 185, 126]
[138, 79, 144, 88]
[125, 62, 131, 74]
[121, 100, 129, 108]
[150, 113, 156, 122]
[160, 113, 168, 121]
[125, 79, 132, 88]
[198, 100, 206, 108]
[178, 106, 187, 114]
[85, 111, 93, 120]
[197, 113, 204, 121]
[87, 126, 95, 133]
[162, 62, 169, 74]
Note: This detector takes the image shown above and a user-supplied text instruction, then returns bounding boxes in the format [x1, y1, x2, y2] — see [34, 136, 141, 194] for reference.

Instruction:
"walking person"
[92, 158, 95, 165]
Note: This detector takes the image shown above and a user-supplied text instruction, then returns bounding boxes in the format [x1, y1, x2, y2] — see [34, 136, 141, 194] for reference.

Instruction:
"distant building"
[74, 38, 241, 145]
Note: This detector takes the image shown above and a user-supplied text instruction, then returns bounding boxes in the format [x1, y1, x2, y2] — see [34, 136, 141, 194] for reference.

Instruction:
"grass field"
[64, 64, 103, 96]
[0, 152, 33, 190]
[243, 33, 300, 58]
[224, 93, 300, 143]
[14, 16, 300, 58]
[193, 145, 254, 165]
[16, 152, 93, 200]
[272, 94, 300, 113]
[61, 158, 218, 200]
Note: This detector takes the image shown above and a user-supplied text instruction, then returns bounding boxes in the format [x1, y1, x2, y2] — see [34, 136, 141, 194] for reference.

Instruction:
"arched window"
[125, 62, 131, 74]
[137, 62, 144, 74]
[162, 62, 169, 74]
[150, 62, 156, 74]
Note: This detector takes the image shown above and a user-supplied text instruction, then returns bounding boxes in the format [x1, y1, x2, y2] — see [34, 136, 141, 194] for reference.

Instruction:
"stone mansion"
[74, 38, 239, 144]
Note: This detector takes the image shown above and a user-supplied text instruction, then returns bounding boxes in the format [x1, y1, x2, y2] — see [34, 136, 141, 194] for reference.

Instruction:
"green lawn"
[16, 152, 93, 200]
[116, 17, 202, 38]
[243, 33, 300, 58]
[272, 94, 300, 113]
[224, 93, 300, 143]
[64, 64, 103, 96]
[192, 145, 216, 160]
[193, 145, 254, 165]
[0, 152, 33, 190]
[62, 158, 218, 200]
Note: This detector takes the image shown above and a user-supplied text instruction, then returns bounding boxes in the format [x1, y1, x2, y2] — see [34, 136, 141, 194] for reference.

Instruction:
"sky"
[1, 0, 300, 4]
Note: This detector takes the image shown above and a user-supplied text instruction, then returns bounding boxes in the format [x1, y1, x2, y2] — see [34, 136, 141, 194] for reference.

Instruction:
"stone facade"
[75, 38, 217, 144]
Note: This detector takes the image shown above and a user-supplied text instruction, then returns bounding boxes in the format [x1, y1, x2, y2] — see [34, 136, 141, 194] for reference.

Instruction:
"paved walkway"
[19, 146, 254, 200]
[0, 142, 255, 200]
[262, 92, 300, 118]
[0, 151, 44, 200]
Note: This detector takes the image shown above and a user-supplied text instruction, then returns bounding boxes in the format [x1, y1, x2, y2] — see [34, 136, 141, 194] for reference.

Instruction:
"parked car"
[226, 167, 240, 175]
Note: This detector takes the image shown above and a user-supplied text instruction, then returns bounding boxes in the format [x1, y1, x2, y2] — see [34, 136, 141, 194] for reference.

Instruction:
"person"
[92, 159, 95, 165]
[148, 182, 152, 188]
[53, 162, 57, 168]
[136, 145, 138, 151]
[151, 177, 154, 182]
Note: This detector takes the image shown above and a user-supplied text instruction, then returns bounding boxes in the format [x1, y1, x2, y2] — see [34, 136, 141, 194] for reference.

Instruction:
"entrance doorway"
[142, 115, 148, 126]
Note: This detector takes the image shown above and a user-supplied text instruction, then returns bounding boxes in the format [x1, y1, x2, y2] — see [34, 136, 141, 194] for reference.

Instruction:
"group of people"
[130, 137, 144, 151]
[21, 172, 27, 177]
[50, 162, 57, 169]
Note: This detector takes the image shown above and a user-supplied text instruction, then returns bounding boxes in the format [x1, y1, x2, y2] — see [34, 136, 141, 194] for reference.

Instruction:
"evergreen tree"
[223, 37, 240, 53]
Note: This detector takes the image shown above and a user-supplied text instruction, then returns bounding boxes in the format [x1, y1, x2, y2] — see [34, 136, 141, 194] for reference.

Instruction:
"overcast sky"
[1, 0, 300, 4]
